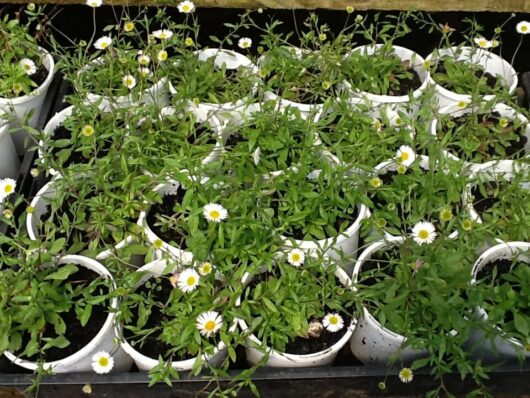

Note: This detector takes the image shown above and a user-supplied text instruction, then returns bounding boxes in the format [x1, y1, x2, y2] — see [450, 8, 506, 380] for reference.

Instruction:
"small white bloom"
[203, 203, 228, 223]
[137, 54, 151, 66]
[322, 313, 345, 332]
[395, 145, 416, 167]
[287, 248, 305, 267]
[85, 0, 102, 7]
[94, 36, 112, 50]
[253, 146, 261, 165]
[411, 221, 437, 245]
[198, 261, 214, 276]
[516, 21, 530, 34]
[196, 311, 223, 337]
[138, 67, 151, 78]
[157, 50, 168, 62]
[0, 178, 16, 200]
[474, 37, 492, 49]
[177, 0, 195, 13]
[399, 367, 414, 383]
[153, 29, 173, 40]
[19, 58, 36, 75]
[122, 74, 137, 90]
[91, 351, 114, 374]
[238, 37, 252, 49]
[177, 268, 200, 293]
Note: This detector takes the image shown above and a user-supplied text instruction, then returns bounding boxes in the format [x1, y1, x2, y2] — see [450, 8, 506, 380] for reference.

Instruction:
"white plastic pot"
[0, 48, 55, 154]
[4, 255, 132, 373]
[237, 266, 356, 367]
[341, 45, 429, 112]
[168, 49, 258, 119]
[430, 102, 530, 175]
[468, 241, 530, 362]
[137, 180, 195, 264]
[259, 47, 326, 117]
[0, 122, 20, 179]
[350, 236, 426, 365]
[426, 46, 517, 109]
[119, 258, 234, 371]
[26, 175, 136, 261]
[78, 57, 169, 110]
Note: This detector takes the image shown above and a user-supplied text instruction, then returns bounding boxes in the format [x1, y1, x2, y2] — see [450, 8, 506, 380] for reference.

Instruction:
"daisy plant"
[362, 154, 469, 240]
[117, 255, 240, 377]
[0, 9, 48, 98]
[354, 236, 489, 394]
[257, 159, 364, 242]
[235, 249, 356, 355]
[0, 236, 113, 364]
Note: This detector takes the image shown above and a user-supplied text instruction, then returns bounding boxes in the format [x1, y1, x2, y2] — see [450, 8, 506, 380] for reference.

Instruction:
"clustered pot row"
[0, 7, 529, 395]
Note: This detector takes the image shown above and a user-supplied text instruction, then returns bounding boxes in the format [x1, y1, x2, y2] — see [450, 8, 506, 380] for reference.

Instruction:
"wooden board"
[3, 0, 530, 12]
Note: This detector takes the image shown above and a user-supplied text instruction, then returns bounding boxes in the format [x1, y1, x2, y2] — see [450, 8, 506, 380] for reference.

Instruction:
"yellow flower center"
[373, 119, 381, 130]
[81, 125, 94, 137]
[440, 209, 453, 221]
[183, 4, 190, 11]
[4, 185, 13, 194]
[401, 152, 410, 161]
[204, 320, 216, 331]
[499, 118, 509, 128]
[522, 26, 528, 32]
[209, 210, 220, 219]
[397, 165, 407, 174]
[329, 316, 338, 325]
[457, 100, 467, 109]
[23, 64, 30, 71]
[463, 220, 473, 231]
[153, 239, 163, 249]
[291, 253, 301, 262]
[185, 38, 194, 46]
[418, 230, 429, 240]
[186, 276, 196, 286]
[100, 42, 108, 49]
[124, 22, 134, 32]
[370, 177, 382, 188]
[201, 263, 212, 273]
[160, 33, 167, 39]
[98, 357, 109, 367]
[479, 40, 487, 47]
[159, 51, 167, 60]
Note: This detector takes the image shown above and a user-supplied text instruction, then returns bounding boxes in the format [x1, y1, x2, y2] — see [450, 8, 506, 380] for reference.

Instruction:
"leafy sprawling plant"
[0, 236, 112, 360]
[0, 8, 48, 98]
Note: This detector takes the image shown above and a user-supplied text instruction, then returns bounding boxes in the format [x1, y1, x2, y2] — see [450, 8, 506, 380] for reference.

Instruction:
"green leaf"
[45, 264, 78, 281]
[513, 312, 528, 336]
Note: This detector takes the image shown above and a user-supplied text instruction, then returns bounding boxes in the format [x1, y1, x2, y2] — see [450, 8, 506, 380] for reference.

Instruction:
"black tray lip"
[1, 361, 529, 386]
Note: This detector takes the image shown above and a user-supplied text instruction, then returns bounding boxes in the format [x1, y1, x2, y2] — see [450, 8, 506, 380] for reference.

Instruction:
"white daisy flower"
[153, 29, 173, 40]
[516, 21, 530, 34]
[94, 36, 112, 50]
[91, 351, 114, 374]
[196, 311, 223, 337]
[474, 37, 492, 49]
[238, 37, 252, 49]
[411, 221, 437, 245]
[203, 203, 228, 223]
[253, 146, 261, 166]
[177, 268, 200, 293]
[138, 67, 151, 78]
[0, 178, 16, 200]
[395, 145, 416, 167]
[19, 58, 36, 75]
[86, 0, 102, 7]
[157, 50, 168, 62]
[137, 54, 151, 66]
[372, 118, 382, 132]
[287, 248, 305, 267]
[322, 313, 345, 332]
[122, 74, 137, 90]
[198, 261, 214, 276]
[177, 0, 195, 13]
[399, 367, 414, 383]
